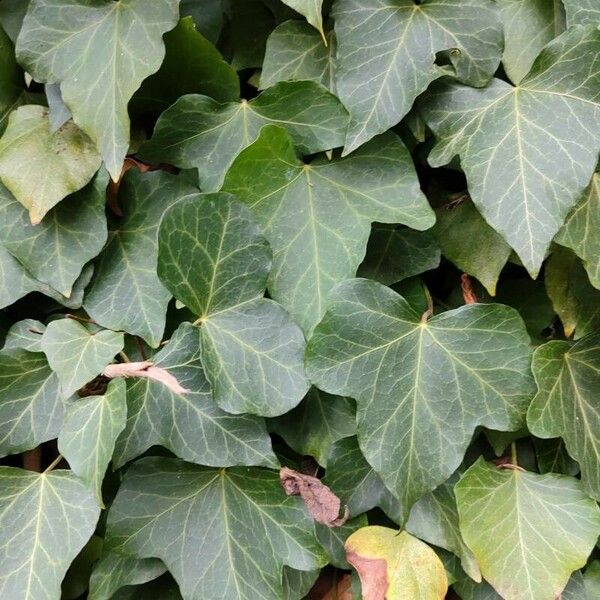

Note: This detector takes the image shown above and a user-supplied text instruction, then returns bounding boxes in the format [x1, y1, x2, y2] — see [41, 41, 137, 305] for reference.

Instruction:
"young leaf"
[138, 81, 348, 191]
[16, 0, 180, 180]
[260, 21, 335, 91]
[158, 193, 309, 417]
[345, 526, 448, 600]
[557, 172, 600, 290]
[528, 334, 600, 500]
[0, 172, 108, 297]
[421, 26, 600, 276]
[280, 0, 325, 41]
[0, 105, 101, 224]
[3, 319, 45, 352]
[0, 467, 100, 600]
[58, 379, 127, 506]
[270, 388, 356, 467]
[306, 278, 535, 518]
[104, 456, 327, 600]
[84, 170, 198, 347]
[333, 0, 502, 153]
[41, 319, 124, 398]
[113, 322, 277, 469]
[563, 0, 600, 26]
[0, 349, 63, 457]
[455, 459, 600, 600]
[222, 126, 434, 334]
[498, 0, 565, 85]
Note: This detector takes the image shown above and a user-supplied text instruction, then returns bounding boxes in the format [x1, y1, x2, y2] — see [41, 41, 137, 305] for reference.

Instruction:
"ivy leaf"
[41, 319, 124, 398]
[180, 0, 225, 44]
[138, 81, 348, 191]
[0, 105, 101, 224]
[280, 0, 325, 42]
[323, 437, 402, 522]
[282, 568, 320, 600]
[557, 173, 600, 290]
[88, 554, 167, 600]
[58, 379, 127, 506]
[316, 515, 368, 569]
[3, 319, 45, 352]
[455, 458, 600, 600]
[222, 126, 434, 334]
[130, 17, 239, 119]
[498, 0, 565, 85]
[0, 349, 63, 457]
[84, 171, 197, 348]
[533, 438, 579, 476]
[333, 0, 502, 153]
[158, 192, 309, 416]
[104, 456, 327, 600]
[0, 172, 108, 297]
[16, 0, 180, 180]
[270, 388, 356, 467]
[421, 26, 600, 276]
[306, 278, 535, 518]
[432, 199, 511, 296]
[563, 0, 600, 26]
[358, 223, 440, 286]
[585, 561, 600, 599]
[345, 526, 448, 600]
[260, 21, 335, 91]
[528, 334, 600, 500]
[0, 467, 100, 600]
[0, 0, 29, 43]
[406, 470, 481, 582]
[113, 322, 277, 468]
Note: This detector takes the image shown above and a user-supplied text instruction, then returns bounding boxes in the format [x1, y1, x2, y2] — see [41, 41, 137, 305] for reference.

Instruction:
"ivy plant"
[0, 1, 599, 599]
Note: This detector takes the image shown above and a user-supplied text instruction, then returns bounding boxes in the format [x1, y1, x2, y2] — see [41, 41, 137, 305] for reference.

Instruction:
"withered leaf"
[103, 361, 188, 395]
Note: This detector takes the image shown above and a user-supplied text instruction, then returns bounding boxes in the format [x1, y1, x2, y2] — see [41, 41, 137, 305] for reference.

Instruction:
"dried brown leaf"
[102, 361, 188, 394]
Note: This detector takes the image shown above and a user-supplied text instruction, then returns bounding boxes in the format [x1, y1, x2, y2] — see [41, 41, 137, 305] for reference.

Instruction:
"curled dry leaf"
[280, 467, 349, 527]
[461, 273, 478, 304]
[103, 360, 188, 394]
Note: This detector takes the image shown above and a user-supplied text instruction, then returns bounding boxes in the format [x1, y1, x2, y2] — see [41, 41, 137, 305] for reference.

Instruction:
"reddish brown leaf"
[102, 361, 188, 394]
[307, 570, 353, 600]
[345, 552, 387, 600]
[280, 467, 349, 527]
[461, 273, 478, 304]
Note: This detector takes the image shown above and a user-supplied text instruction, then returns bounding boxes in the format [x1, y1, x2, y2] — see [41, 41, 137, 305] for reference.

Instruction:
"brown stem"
[43, 454, 64, 474]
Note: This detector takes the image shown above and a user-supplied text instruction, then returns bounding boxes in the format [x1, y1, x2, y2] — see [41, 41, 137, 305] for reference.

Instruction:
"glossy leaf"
[455, 458, 600, 600]
[223, 126, 434, 334]
[0, 105, 101, 223]
[16, 0, 180, 180]
[139, 81, 348, 191]
[306, 278, 535, 518]
[421, 26, 600, 276]
[281, 0, 324, 41]
[104, 456, 327, 600]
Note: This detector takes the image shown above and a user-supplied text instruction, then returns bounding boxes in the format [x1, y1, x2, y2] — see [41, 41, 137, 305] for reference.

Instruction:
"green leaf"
[280, 0, 324, 41]
[113, 322, 277, 468]
[41, 319, 124, 398]
[260, 21, 335, 91]
[528, 334, 600, 500]
[453, 579, 505, 600]
[358, 223, 440, 286]
[84, 170, 197, 347]
[585, 561, 600, 600]
[105, 456, 327, 600]
[3, 319, 45, 352]
[533, 438, 579, 476]
[345, 526, 448, 599]
[0, 105, 101, 224]
[0, 0, 29, 43]
[58, 379, 127, 505]
[455, 458, 600, 600]
[557, 172, 600, 290]
[222, 126, 434, 334]
[180, 0, 225, 44]
[323, 437, 402, 522]
[498, 0, 565, 85]
[545, 245, 600, 339]
[0, 349, 63, 457]
[0, 467, 100, 600]
[432, 199, 511, 295]
[406, 470, 481, 582]
[333, 0, 502, 153]
[16, 0, 180, 180]
[564, 0, 600, 26]
[130, 17, 239, 119]
[282, 567, 320, 600]
[270, 388, 356, 466]
[421, 26, 600, 276]
[306, 278, 535, 518]
[0, 172, 108, 297]
[88, 553, 167, 600]
[316, 515, 368, 569]
[138, 81, 349, 191]
[111, 575, 183, 600]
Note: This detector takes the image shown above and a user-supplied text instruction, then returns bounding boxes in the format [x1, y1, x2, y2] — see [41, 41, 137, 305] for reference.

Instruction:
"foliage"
[0, 1, 599, 599]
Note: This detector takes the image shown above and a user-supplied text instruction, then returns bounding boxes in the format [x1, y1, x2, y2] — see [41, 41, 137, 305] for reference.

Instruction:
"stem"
[119, 351, 131, 363]
[420, 286, 434, 323]
[135, 337, 147, 361]
[66, 313, 96, 325]
[44, 454, 63, 474]
[510, 442, 518, 466]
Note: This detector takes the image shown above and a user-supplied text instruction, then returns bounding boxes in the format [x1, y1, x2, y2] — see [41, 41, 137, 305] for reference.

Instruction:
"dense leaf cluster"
[0, 1, 599, 599]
